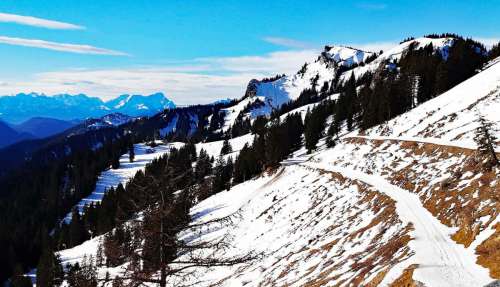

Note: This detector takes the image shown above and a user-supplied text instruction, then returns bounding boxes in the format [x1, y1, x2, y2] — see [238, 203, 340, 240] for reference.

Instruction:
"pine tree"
[213, 156, 233, 193]
[220, 138, 233, 155]
[69, 208, 87, 247]
[36, 242, 63, 287]
[489, 41, 500, 61]
[128, 144, 135, 163]
[66, 255, 98, 287]
[265, 119, 287, 166]
[475, 113, 499, 170]
[95, 238, 104, 267]
[304, 104, 329, 153]
[195, 148, 212, 180]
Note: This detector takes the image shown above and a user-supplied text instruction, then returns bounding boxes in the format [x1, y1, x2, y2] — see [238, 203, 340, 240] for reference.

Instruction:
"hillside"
[13, 117, 79, 139]
[152, 56, 500, 286]
[0, 121, 33, 148]
[3, 35, 499, 286]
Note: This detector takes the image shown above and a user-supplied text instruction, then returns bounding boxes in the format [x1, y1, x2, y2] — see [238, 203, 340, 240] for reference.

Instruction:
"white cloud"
[263, 37, 314, 49]
[0, 36, 127, 55]
[198, 49, 318, 75]
[0, 12, 84, 30]
[0, 49, 317, 104]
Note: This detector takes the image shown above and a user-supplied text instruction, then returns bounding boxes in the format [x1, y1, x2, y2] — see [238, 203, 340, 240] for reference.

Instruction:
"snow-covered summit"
[251, 36, 458, 107]
[321, 45, 375, 67]
[340, 36, 456, 82]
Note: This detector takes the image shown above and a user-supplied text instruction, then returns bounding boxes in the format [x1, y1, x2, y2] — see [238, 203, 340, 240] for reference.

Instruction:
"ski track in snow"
[303, 162, 493, 287]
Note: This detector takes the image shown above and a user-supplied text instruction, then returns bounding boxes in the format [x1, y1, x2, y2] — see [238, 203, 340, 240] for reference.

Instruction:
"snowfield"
[63, 142, 184, 223]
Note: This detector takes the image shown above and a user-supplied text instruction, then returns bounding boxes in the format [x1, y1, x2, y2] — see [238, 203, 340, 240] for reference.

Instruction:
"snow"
[339, 37, 455, 83]
[220, 97, 269, 132]
[174, 164, 410, 286]
[63, 141, 183, 223]
[41, 38, 500, 287]
[361, 55, 500, 147]
[159, 114, 178, 137]
[304, 162, 492, 287]
[323, 45, 374, 67]
[114, 95, 132, 109]
[279, 94, 339, 122]
[196, 133, 254, 159]
[254, 37, 455, 107]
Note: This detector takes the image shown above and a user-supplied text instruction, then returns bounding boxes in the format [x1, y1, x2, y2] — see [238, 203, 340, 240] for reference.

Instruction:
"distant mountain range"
[0, 92, 175, 123]
[13, 117, 81, 139]
[0, 113, 137, 148]
[0, 121, 34, 148]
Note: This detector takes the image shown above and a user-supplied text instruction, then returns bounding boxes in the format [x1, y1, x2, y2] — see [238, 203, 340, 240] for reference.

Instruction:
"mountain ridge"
[0, 92, 175, 123]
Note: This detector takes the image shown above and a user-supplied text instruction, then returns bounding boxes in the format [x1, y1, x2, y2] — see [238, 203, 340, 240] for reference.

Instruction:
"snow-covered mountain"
[216, 36, 460, 132]
[48, 38, 500, 287]
[103, 92, 175, 117]
[0, 92, 175, 123]
[156, 53, 500, 286]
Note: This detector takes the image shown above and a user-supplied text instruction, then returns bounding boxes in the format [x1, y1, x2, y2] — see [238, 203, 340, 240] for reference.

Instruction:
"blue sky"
[0, 0, 498, 104]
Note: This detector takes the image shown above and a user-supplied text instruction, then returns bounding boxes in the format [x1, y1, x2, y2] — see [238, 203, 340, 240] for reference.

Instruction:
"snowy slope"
[63, 141, 183, 223]
[220, 96, 270, 132]
[254, 46, 374, 106]
[338, 37, 454, 83]
[170, 55, 500, 286]
[196, 133, 254, 159]
[360, 54, 500, 148]
[43, 38, 500, 287]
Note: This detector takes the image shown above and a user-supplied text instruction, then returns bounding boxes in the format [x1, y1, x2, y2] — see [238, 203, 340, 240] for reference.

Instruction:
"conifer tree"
[69, 208, 87, 247]
[489, 41, 500, 61]
[66, 255, 98, 287]
[304, 104, 329, 153]
[195, 148, 212, 180]
[475, 113, 499, 169]
[220, 138, 233, 155]
[36, 242, 63, 287]
[128, 144, 135, 163]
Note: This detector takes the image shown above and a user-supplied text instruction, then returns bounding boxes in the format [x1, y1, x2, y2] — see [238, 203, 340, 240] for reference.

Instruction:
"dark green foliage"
[475, 114, 499, 170]
[69, 208, 88, 247]
[128, 144, 135, 163]
[220, 138, 233, 155]
[304, 102, 332, 153]
[212, 156, 233, 193]
[250, 116, 268, 135]
[231, 114, 252, 138]
[36, 241, 63, 287]
[195, 148, 213, 180]
[489, 42, 500, 61]
[65, 256, 98, 287]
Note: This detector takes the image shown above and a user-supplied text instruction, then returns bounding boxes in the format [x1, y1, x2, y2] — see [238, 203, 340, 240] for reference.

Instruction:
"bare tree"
[98, 167, 258, 287]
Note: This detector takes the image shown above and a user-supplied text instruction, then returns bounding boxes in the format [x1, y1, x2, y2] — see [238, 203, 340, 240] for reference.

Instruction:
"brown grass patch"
[388, 264, 421, 287]
[476, 223, 500, 279]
